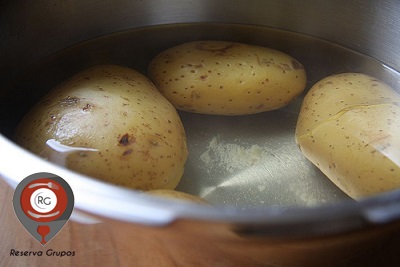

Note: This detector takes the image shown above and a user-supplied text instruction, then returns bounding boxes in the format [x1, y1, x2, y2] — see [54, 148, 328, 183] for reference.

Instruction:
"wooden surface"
[1, 176, 400, 267]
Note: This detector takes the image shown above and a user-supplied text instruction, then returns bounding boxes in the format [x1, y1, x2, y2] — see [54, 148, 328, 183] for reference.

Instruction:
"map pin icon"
[13, 172, 74, 246]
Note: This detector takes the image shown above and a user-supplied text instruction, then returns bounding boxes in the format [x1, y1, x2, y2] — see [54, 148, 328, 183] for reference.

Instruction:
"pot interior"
[2, 23, 400, 208]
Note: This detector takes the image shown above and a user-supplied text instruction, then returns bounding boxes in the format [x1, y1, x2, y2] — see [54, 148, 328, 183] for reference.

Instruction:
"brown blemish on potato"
[281, 63, 292, 70]
[291, 59, 304, 70]
[255, 104, 265, 109]
[82, 103, 92, 112]
[119, 133, 135, 146]
[195, 42, 235, 55]
[185, 63, 204, 69]
[191, 91, 201, 100]
[59, 96, 80, 107]
[122, 149, 133, 156]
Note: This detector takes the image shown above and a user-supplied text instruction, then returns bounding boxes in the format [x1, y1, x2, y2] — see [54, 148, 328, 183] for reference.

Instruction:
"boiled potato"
[148, 40, 306, 115]
[296, 73, 400, 198]
[145, 189, 208, 204]
[15, 65, 188, 190]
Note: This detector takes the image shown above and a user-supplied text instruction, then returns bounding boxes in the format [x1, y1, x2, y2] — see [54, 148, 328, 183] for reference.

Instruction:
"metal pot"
[1, 0, 400, 266]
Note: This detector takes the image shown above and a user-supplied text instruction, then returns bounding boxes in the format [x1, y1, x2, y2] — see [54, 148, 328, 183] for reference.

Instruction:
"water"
[6, 23, 400, 207]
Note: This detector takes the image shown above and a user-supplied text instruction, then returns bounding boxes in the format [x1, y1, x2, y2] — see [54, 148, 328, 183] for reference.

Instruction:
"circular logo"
[30, 188, 58, 213]
[20, 178, 68, 223]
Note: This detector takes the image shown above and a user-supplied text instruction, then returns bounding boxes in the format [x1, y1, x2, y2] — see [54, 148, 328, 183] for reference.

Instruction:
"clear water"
[6, 23, 400, 207]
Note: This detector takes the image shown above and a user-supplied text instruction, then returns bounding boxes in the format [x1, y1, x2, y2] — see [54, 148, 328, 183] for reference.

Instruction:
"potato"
[145, 189, 208, 204]
[14, 65, 188, 190]
[148, 40, 306, 115]
[296, 73, 400, 198]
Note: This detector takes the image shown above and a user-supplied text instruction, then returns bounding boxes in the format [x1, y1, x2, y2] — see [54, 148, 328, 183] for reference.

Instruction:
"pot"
[1, 0, 400, 266]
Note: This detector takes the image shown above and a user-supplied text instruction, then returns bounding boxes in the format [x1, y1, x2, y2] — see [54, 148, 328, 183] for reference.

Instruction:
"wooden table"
[1, 176, 400, 267]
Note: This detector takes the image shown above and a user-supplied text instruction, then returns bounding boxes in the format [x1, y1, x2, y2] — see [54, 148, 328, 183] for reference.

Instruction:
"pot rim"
[1, 134, 400, 237]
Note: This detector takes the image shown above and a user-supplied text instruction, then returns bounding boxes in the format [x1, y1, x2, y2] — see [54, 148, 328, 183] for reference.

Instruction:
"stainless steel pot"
[1, 0, 400, 266]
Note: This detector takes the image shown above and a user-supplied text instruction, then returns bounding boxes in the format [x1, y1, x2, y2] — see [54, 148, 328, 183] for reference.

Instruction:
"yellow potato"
[145, 189, 208, 204]
[15, 65, 188, 190]
[148, 40, 306, 115]
[296, 73, 400, 198]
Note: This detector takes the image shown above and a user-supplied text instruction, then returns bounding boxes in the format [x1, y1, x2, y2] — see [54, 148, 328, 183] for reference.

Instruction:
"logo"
[13, 172, 74, 246]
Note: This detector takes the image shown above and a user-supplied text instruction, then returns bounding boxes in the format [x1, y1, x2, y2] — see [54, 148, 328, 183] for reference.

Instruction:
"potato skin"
[296, 73, 400, 198]
[148, 41, 306, 115]
[15, 65, 188, 190]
